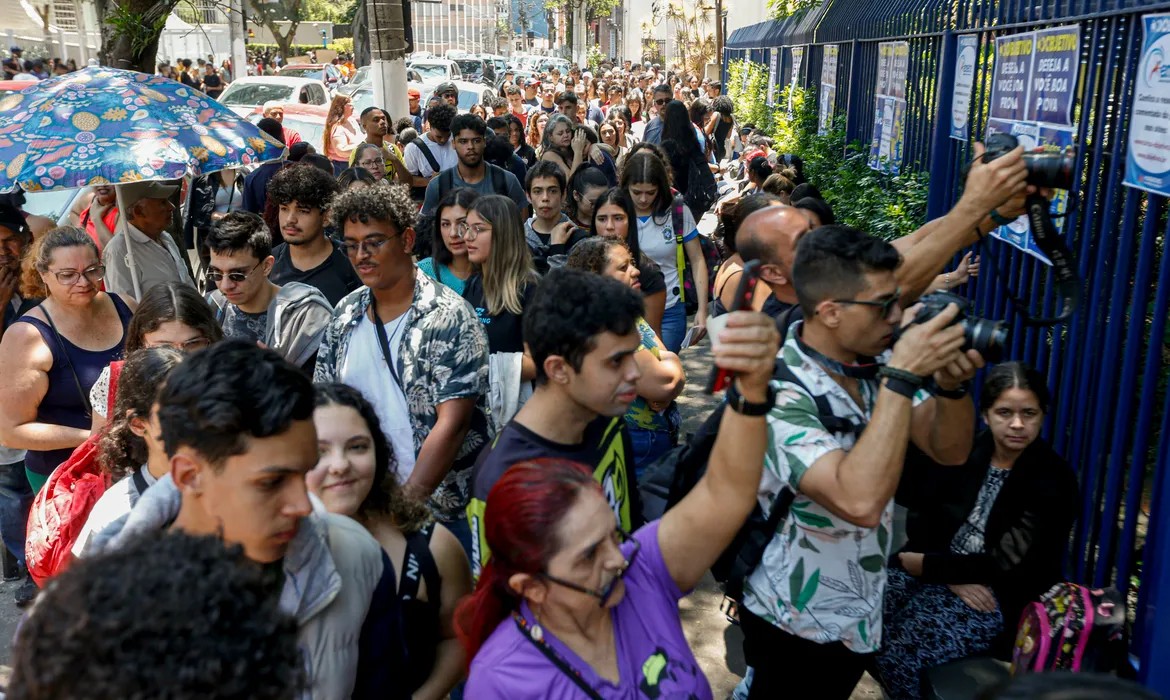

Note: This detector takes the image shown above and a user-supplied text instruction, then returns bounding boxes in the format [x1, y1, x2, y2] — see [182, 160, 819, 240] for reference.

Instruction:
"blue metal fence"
[726, 0, 1170, 692]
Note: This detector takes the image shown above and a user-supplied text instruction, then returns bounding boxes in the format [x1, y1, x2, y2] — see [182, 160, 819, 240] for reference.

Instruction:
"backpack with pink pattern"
[1011, 582, 1126, 675]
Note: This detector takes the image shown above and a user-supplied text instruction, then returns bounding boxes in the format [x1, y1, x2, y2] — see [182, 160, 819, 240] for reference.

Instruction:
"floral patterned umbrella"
[0, 66, 284, 193]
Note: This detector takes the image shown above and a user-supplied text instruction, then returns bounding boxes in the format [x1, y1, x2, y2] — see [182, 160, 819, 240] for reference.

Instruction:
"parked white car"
[216, 76, 330, 118]
[408, 59, 463, 89]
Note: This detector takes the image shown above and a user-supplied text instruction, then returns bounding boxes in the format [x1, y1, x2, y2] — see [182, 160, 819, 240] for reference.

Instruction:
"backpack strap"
[399, 524, 441, 604]
[437, 168, 456, 199]
[773, 359, 862, 439]
[131, 467, 149, 496]
[672, 196, 687, 302]
[417, 139, 441, 174]
[489, 163, 507, 193]
[106, 360, 124, 419]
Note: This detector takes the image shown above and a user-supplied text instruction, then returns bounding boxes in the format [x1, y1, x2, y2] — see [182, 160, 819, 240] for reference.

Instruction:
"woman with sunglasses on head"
[454, 292, 780, 698]
[418, 188, 479, 296]
[461, 195, 539, 431]
[567, 237, 685, 474]
[590, 187, 666, 337]
[0, 227, 137, 495]
[309, 383, 472, 700]
[88, 281, 223, 433]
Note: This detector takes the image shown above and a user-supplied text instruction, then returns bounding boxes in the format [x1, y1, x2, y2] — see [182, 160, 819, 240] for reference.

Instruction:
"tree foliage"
[765, 0, 819, 21]
[249, 0, 303, 60]
[303, 0, 359, 24]
[98, 0, 180, 72]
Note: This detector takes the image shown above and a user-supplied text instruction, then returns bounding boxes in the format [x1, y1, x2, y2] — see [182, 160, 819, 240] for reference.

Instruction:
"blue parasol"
[0, 66, 284, 193]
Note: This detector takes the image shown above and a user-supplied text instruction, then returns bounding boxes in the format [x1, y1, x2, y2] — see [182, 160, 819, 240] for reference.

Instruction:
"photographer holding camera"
[734, 141, 1032, 336]
[738, 225, 986, 699]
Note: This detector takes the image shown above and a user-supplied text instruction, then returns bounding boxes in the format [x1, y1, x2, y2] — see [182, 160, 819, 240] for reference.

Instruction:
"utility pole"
[367, 0, 409, 120]
[230, 0, 248, 81]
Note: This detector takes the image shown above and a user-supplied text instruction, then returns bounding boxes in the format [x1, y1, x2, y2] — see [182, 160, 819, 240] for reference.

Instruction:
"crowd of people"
[0, 51, 1132, 700]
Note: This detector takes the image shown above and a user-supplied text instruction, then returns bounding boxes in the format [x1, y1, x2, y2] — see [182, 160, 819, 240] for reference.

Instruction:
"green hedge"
[727, 59, 928, 241]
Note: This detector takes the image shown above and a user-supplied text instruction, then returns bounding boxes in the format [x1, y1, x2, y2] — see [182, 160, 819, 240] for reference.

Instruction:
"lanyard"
[370, 303, 409, 389]
[512, 613, 605, 700]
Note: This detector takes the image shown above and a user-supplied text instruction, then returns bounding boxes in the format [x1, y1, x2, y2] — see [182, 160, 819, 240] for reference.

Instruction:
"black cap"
[435, 82, 458, 96]
[9, 46, 22, 54]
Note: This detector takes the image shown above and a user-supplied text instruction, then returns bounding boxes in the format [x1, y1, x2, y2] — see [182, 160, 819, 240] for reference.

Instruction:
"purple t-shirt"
[466, 520, 713, 699]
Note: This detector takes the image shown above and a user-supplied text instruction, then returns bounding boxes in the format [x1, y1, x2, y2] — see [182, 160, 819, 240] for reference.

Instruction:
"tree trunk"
[98, 0, 179, 72]
[271, 23, 299, 59]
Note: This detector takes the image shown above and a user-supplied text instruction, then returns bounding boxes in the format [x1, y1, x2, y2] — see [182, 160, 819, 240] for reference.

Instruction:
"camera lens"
[963, 318, 1008, 362]
[1022, 150, 1076, 190]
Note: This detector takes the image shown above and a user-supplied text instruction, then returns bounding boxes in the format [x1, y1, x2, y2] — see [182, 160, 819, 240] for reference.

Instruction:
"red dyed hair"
[454, 459, 601, 662]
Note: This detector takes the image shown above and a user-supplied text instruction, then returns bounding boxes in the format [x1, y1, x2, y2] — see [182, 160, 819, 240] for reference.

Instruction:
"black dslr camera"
[978, 133, 1082, 325]
[904, 291, 1007, 362]
[983, 132, 1076, 189]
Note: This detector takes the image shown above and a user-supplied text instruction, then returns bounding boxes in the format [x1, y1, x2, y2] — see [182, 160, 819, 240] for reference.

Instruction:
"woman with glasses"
[454, 297, 778, 696]
[352, 143, 388, 182]
[460, 195, 538, 432]
[88, 281, 223, 432]
[308, 383, 472, 699]
[0, 227, 136, 494]
[418, 188, 479, 296]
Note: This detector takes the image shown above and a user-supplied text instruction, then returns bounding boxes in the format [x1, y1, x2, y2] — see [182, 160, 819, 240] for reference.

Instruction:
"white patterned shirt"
[742, 324, 930, 653]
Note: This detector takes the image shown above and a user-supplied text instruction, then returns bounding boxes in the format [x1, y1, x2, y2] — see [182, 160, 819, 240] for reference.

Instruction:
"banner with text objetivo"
[1125, 13, 1170, 197]
[868, 41, 909, 173]
[951, 35, 979, 140]
[819, 44, 840, 134]
[987, 26, 1081, 265]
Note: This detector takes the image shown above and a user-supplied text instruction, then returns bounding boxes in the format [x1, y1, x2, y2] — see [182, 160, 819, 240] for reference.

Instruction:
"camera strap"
[795, 334, 881, 380]
[984, 193, 1080, 326]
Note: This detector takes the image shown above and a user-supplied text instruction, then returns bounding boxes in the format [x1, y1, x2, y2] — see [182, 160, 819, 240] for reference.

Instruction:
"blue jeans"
[0, 460, 32, 566]
[629, 427, 674, 480]
[660, 303, 688, 353]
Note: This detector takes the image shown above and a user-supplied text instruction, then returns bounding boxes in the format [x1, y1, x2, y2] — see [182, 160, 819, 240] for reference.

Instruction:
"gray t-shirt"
[221, 305, 269, 345]
[420, 164, 529, 216]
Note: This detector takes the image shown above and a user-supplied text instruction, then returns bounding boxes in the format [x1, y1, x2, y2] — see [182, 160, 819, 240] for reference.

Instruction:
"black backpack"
[412, 165, 509, 258]
[638, 310, 855, 601]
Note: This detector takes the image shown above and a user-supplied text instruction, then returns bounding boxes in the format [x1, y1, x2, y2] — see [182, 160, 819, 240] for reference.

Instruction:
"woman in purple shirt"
[455, 309, 780, 698]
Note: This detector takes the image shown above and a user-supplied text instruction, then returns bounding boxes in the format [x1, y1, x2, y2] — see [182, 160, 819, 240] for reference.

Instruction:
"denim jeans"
[629, 427, 674, 480]
[0, 460, 32, 566]
[660, 302, 688, 353]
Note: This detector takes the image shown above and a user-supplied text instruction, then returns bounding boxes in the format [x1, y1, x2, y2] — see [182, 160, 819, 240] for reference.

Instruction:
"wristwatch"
[726, 379, 777, 416]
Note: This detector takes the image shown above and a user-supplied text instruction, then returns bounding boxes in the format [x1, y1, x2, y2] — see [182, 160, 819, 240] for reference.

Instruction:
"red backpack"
[25, 361, 122, 586]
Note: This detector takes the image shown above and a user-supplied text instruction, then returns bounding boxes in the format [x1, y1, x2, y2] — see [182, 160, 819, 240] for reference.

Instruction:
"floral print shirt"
[742, 323, 930, 653]
[314, 268, 491, 521]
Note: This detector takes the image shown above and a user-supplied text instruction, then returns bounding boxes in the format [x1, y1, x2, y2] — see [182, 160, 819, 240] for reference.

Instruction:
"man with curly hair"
[315, 182, 489, 559]
[9, 531, 302, 700]
[267, 164, 361, 305]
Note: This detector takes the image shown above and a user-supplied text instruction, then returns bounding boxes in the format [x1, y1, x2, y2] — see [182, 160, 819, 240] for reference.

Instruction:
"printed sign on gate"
[1124, 13, 1170, 197]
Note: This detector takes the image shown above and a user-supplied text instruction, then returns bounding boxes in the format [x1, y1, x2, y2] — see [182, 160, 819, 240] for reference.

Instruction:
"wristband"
[881, 376, 919, 399]
[989, 209, 1015, 227]
[933, 383, 970, 400]
[878, 366, 925, 386]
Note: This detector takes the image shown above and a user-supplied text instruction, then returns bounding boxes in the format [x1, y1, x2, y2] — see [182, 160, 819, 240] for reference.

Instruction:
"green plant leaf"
[788, 557, 804, 605]
[877, 523, 889, 555]
[859, 554, 886, 573]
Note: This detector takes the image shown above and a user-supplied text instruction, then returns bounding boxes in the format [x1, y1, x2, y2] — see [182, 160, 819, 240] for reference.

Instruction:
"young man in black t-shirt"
[523, 161, 589, 273]
[266, 164, 361, 306]
[467, 269, 644, 577]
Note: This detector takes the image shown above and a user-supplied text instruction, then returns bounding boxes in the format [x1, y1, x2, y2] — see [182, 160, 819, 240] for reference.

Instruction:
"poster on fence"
[789, 46, 804, 114]
[819, 44, 839, 134]
[1124, 13, 1170, 198]
[987, 26, 1081, 264]
[951, 35, 979, 140]
[868, 41, 909, 173]
[766, 49, 778, 106]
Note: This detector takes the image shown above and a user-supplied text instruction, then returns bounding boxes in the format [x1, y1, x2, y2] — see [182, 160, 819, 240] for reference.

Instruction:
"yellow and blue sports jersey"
[466, 415, 635, 580]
